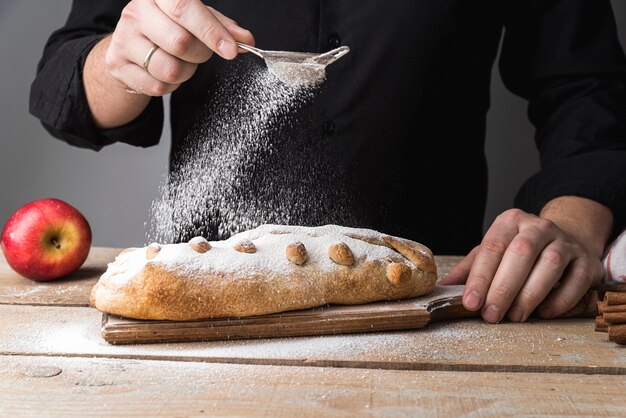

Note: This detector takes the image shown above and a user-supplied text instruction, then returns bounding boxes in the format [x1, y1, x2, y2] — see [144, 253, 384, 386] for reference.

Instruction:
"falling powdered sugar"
[146, 56, 355, 244]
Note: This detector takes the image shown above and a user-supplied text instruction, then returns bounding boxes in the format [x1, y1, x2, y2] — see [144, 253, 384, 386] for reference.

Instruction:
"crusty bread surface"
[90, 224, 438, 320]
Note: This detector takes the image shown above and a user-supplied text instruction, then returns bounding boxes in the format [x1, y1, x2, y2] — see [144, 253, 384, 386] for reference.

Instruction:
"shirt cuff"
[603, 229, 626, 284]
[514, 151, 626, 239]
[29, 34, 164, 151]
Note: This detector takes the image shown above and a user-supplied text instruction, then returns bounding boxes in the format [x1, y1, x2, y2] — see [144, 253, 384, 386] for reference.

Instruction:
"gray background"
[1, 1, 625, 248]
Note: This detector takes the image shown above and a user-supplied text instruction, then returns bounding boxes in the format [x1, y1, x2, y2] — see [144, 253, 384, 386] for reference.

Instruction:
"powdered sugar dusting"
[100, 247, 143, 286]
[118, 224, 410, 278]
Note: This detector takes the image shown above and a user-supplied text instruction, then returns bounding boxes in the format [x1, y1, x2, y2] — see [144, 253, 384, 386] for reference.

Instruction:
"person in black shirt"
[30, 0, 626, 324]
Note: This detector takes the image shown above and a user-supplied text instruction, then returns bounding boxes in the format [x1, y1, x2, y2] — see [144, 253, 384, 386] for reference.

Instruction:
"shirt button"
[327, 34, 341, 48]
[323, 121, 336, 134]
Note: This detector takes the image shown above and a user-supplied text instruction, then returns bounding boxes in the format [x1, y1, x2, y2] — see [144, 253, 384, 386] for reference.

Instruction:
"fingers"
[154, 0, 249, 60]
[506, 242, 569, 322]
[207, 6, 255, 47]
[107, 32, 191, 96]
[107, 0, 255, 96]
[537, 257, 603, 319]
[110, 60, 179, 97]
[139, 3, 254, 63]
[125, 35, 197, 80]
[461, 208, 604, 324]
[139, 1, 212, 64]
[462, 211, 520, 313]
[481, 218, 555, 323]
[439, 246, 478, 285]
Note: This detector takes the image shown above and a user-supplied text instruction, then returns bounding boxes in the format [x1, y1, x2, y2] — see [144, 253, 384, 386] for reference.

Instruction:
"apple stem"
[51, 238, 61, 249]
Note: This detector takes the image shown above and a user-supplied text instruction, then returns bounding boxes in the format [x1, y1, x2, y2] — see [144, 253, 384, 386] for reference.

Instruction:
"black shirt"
[29, 0, 626, 254]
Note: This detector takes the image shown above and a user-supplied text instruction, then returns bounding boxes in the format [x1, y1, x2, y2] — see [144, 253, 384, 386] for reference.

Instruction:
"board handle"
[428, 289, 599, 323]
[428, 295, 478, 322]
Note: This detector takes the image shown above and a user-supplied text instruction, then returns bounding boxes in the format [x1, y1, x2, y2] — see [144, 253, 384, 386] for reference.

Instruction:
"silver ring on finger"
[143, 45, 159, 73]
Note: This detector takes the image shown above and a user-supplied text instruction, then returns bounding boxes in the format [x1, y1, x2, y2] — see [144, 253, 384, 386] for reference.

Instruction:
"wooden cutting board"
[100, 285, 600, 345]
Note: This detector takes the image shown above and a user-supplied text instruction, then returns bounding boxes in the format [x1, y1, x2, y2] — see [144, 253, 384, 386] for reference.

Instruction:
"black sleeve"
[499, 0, 626, 236]
[28, 0, 164, 151]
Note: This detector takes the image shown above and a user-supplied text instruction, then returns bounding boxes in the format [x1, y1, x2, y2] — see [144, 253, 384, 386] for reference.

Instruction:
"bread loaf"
[90, 224, 437, 320]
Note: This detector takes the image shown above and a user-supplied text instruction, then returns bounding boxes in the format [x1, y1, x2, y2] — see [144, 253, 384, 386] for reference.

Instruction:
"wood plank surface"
[2, 249, 625, 417]
[2, 355, 625, 417]
[0, 247, 123, 306]
[1, 304, 624, 374]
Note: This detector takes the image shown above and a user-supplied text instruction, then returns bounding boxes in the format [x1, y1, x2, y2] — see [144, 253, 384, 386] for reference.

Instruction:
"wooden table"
[1, 247, 625, 417]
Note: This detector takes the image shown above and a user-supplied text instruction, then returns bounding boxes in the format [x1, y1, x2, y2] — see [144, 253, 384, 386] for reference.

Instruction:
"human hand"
[106, 0, 255, 96]
[439, 208, 605, 323]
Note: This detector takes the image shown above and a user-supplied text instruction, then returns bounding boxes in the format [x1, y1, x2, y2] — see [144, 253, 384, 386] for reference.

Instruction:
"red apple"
[1, 198, 92, 281]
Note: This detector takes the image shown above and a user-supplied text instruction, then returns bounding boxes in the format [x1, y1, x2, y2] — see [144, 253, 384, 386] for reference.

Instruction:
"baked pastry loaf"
[90, 224, 437, 320]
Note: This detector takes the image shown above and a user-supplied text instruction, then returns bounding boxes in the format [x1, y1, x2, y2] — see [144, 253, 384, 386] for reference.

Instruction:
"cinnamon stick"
[608, 324, 626, 344]
[602, 304, 626, 314]
[603, 311, 626, 324]
[604, 292, 626, 306]
[597, 301, 607, 315]
[595, 315, 609, 332]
